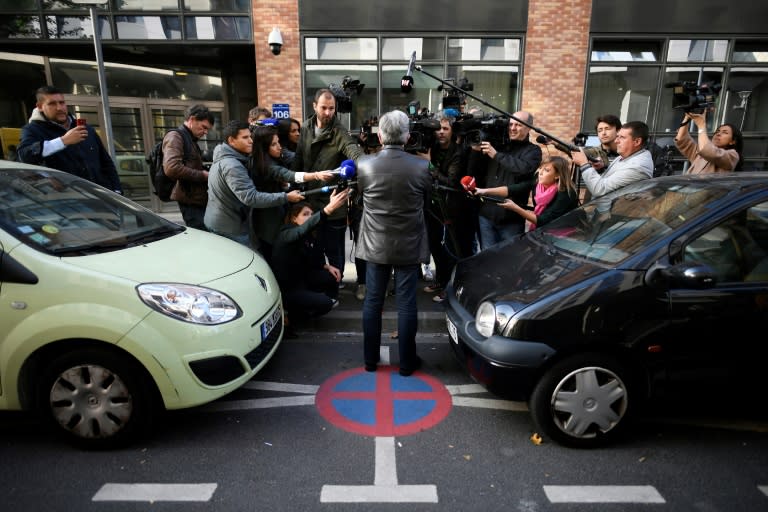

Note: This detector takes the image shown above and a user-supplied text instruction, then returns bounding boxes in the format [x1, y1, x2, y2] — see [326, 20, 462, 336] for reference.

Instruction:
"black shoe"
[364, 363, 377, 372]
[398, 356, 422, 377]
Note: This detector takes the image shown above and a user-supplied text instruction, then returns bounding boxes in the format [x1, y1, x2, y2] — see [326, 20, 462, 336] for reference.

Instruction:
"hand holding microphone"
[460, 175, 505, 203]
[329, 159, 356, 180]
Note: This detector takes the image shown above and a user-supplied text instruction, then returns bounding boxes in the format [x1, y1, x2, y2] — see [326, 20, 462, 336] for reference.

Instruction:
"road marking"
[242, 381, 318, 394]
[452, 396, 528, 411]
[543, 485, 665, 503]
[320, 436, 438, 503]
[759, 485, 768, 497]
[92, 483, 216, 502]
[202, 395, 315, 411]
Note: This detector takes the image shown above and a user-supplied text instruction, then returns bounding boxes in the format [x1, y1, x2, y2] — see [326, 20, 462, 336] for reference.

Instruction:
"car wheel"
[38, 348, 156, 448]
[529, 354, 632, 448]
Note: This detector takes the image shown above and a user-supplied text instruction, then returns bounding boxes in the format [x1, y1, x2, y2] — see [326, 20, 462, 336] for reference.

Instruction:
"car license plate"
[261, 306, 281, 340]
[446, 317, 458, 344]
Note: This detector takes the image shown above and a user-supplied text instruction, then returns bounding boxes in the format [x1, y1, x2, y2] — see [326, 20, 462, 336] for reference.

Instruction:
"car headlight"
[475, 301, 517, 338]
[137, 283, 241, 324]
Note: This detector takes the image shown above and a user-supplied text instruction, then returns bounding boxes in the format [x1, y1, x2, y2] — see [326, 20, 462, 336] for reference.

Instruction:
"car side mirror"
[647, 262, 718, 290]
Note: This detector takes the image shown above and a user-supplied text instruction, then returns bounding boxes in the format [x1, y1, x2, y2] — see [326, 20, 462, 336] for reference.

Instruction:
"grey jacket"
[204, 143, 288, 238]
[354, 146, 432, 265]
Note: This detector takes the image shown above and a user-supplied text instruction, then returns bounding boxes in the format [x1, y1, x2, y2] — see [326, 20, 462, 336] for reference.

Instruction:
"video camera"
[454, 114, 508, 149]
[328, 76, 365, 114]
[438, 77, 473, 111]
[666, 80, 722, 113]
[404, 100, 440, 153]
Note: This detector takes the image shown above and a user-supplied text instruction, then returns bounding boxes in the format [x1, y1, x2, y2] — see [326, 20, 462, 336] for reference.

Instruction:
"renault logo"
[255, 274, 268, 291]
[456, 286, 463, 300]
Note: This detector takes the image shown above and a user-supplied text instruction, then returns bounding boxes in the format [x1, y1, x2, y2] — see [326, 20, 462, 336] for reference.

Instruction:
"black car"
[445, 173, 768, 447]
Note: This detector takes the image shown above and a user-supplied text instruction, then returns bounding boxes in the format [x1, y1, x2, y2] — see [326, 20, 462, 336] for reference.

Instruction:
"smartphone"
[76, 118, 86, 127]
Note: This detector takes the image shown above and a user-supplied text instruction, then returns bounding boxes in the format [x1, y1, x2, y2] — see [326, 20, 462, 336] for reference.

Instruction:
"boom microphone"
[401, 51, 416, 93]
[536, 134, 576, 156]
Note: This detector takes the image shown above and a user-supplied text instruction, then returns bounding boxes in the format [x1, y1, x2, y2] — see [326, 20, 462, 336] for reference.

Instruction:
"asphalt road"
[2, 332, 767, 512]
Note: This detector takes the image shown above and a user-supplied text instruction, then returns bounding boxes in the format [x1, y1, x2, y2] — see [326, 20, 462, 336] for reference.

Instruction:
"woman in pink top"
[674, 110, 743, 174]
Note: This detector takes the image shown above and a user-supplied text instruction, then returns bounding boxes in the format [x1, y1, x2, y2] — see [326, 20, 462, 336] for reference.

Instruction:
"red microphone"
[460, 175, 476, 192]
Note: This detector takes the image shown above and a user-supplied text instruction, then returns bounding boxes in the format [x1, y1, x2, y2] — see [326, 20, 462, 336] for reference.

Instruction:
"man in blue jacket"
[17, 86, 122, 193]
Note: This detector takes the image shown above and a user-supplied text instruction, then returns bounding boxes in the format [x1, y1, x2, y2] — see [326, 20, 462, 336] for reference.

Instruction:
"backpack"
[148, 128, 194, 202]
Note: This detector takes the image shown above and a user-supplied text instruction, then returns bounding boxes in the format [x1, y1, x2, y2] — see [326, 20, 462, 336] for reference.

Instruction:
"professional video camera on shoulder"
[404, 100, 440, 154]
[455, 113, 509, 150]
[665, 80, 722, 113]
[328, 75, 365, 114]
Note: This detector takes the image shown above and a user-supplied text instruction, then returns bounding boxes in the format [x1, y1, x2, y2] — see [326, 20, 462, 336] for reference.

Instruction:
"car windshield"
[535, 180, 728, 264]
[0, 167, 184, 256]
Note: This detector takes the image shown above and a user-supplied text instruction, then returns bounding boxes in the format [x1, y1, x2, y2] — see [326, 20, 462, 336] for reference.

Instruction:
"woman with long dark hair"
[248, 125, 333, 261]
[675, 110, 744, 173]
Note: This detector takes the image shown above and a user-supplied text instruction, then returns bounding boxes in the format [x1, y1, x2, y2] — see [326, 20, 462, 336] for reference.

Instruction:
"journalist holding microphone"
[355, 110, 432, 377]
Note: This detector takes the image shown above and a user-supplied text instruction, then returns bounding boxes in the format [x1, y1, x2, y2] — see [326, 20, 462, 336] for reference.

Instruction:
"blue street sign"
[272, 103, 290, 119]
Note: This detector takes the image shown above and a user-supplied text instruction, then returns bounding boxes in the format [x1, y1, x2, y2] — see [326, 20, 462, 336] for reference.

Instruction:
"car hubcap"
[49, 364, 133, 439]
[551, 366, 628, 439]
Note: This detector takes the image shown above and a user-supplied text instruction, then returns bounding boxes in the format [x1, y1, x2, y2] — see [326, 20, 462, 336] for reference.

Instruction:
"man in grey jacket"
[572, 120, 654, 199]
[204, 120, 304, 246]
[355, 110, 432, 376]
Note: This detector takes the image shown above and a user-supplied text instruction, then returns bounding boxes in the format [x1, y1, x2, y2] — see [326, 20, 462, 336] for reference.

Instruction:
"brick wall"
[523, 0, 592, 148]
[253, 0, 303, 122]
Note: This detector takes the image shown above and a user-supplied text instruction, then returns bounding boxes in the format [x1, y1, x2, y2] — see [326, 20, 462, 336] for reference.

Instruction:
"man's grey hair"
[378, 110, 410, 145]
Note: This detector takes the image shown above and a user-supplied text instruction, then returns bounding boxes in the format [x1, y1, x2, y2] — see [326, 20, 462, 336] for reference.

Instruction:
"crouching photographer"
[467, 111, 542, 250]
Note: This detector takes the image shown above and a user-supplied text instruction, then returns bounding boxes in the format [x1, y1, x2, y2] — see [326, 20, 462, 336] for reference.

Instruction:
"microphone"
[401, 51, 416, 93]
[302, 181, 357, 196]
[535, 134, 575, 156]
[329, 159, 356, 180]
[459, 175, 505, 203]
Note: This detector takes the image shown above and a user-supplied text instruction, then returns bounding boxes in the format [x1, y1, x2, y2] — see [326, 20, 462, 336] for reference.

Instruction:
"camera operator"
[572, 121, 653, 199]
[594, 114, 622, 172]
[674, 110, 743, 174]
[421, 111, 474, 303]
[294, 88, 363, 294]
[467, 111, 542, 250]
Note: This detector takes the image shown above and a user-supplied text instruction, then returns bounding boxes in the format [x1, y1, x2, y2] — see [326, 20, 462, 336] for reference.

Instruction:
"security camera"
[268, 27, 283, 56]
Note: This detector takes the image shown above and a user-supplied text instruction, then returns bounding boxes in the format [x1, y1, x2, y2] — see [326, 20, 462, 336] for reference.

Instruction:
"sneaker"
[432, 291, 446, 303]
[423, 283, 442, 294]
[355, 284, 366, 301]
[331, 299, 339, 309]
[338, 282, 346, 290]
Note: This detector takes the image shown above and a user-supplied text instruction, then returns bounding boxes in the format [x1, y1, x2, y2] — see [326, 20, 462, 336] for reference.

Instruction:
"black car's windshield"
[537, 180, 727, 264]
[0, 168, 184, 256]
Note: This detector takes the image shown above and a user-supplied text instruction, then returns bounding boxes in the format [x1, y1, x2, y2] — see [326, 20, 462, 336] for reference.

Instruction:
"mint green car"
[0, 161, 284, 448]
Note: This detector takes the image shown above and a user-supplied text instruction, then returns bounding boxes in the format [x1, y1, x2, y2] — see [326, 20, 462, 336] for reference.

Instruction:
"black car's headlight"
[137, 283, 241, 324]
[475, 301, 517, 338]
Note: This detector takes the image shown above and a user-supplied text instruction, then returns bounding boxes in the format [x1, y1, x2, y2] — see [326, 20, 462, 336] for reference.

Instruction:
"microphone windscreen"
[460, 175, 476, 192]
[535, 135, 548, 145]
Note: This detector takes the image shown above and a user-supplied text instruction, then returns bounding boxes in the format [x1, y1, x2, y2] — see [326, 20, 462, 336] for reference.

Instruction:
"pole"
[89, 6, 116, 162]
[414, 64, 576, 152]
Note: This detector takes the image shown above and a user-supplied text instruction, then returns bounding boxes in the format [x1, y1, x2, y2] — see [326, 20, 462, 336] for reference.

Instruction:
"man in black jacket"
[468, 111, 541, 250]
[355, 109, 432, 376]
[17, 85, 121, 193]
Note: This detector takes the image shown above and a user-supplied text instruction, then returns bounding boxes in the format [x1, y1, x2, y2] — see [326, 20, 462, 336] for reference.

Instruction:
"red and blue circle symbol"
[316, 366, 452, 437]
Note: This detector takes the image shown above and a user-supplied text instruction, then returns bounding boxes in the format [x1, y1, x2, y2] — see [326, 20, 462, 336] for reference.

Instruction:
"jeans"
[362, 262, 420, 370]
[478, 215, 523, 251]
[319, 217, 347, 278]
[178, 203, 207, 231]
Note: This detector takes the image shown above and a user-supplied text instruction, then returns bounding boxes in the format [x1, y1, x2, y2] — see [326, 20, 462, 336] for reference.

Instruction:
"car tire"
[529, 353, 633, 448]
[37, 347, 157, 449]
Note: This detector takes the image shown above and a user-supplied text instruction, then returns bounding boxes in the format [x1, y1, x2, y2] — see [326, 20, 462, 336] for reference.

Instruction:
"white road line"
[451, 396, 528, 411]
[445, 383, 488, 395]
[201, 395, 315, 412]
[543, 485, 665, 503]
[92, 483, 216, 502]
[242, 381, 318, 394]
[759, 485, 768, 497]
[320, 437, 438, 503]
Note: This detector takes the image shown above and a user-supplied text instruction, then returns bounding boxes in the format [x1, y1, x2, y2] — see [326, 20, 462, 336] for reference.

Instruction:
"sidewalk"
[157, 209, 447, 334]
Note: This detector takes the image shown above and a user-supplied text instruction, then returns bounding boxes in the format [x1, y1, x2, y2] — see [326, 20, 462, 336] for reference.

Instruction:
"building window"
[304, 35, 522, 130]
[583, 38, 768, 172]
